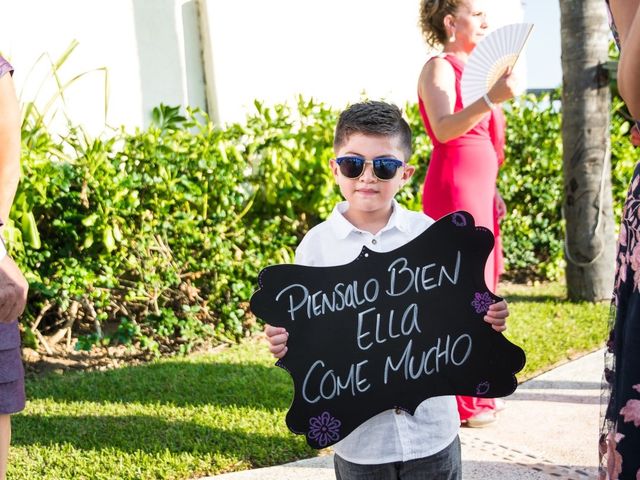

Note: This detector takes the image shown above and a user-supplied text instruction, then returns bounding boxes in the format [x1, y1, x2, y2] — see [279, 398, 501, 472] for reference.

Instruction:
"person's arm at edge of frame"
[0, 74, 19, 221]
[609, 0, 640, 119]
[0, 71, 28, 323]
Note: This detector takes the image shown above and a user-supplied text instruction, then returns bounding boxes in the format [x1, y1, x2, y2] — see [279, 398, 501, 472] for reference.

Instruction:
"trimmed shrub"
[10, 94, 636, 351]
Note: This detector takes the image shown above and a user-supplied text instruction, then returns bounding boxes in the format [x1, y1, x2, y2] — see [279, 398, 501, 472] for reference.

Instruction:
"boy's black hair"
[334, 101, 413, 160]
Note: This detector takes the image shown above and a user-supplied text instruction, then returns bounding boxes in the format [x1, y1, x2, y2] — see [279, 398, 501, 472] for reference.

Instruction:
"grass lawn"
[499, 282, 609, 379]
[10, 282, 609, 479]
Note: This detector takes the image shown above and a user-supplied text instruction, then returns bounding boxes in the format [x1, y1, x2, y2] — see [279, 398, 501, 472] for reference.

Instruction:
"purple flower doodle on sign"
[452, 212, 467, 227]
[308, 411, 341, 447]
[476, 381, 490, 395]
[471, 291, 494, 314]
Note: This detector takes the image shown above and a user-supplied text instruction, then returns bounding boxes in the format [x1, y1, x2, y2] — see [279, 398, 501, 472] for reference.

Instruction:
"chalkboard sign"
[250, 211, 525, 449]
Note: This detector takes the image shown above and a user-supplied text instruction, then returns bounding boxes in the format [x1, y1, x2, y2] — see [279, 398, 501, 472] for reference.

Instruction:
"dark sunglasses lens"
[374, 159, 400, 180]
[339, 158, 364, 178]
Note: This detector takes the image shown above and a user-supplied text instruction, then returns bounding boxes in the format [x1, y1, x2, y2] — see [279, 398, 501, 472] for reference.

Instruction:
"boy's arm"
[483, 300, 509, 332]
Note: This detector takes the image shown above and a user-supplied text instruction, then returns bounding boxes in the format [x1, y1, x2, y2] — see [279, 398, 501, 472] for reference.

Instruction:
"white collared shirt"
[295, 200, 459, 465]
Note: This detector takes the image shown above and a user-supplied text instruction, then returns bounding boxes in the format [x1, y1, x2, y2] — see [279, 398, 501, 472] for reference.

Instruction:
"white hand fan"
[461, 23, 534, 108]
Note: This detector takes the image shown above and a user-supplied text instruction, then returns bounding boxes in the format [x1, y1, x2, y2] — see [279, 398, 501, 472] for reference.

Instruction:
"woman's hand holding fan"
[485, 67, 520, 105]
[461, 23, 534, 108]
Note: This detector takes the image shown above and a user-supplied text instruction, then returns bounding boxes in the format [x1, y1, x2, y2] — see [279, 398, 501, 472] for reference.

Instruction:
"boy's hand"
[265, 324, 289, 358]
[484, 300, 509, 332]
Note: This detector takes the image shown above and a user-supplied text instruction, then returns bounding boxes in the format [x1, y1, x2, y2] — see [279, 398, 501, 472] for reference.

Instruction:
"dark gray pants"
[334, 436, 461, 480]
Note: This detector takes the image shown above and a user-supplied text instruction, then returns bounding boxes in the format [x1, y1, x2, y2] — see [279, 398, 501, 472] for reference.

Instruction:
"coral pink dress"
[419, 53, 505, 421]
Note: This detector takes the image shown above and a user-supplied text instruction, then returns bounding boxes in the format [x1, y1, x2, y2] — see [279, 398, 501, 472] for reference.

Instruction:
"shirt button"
[395, 408, 402, 415]
[372, 239, 377, 245]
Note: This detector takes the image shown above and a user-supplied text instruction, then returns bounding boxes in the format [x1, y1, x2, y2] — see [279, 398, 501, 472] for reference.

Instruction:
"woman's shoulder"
[422, 53, 455, 74]
[424, 53, 451, 66]
[422, 54, 456, 76]
[419, 54, 456, 94]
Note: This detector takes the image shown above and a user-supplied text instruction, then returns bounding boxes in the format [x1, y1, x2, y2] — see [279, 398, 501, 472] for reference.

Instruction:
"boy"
[265, 100, 508, 480]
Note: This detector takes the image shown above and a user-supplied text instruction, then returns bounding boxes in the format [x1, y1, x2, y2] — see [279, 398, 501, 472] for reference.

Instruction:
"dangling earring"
[448, 28, 456, 43]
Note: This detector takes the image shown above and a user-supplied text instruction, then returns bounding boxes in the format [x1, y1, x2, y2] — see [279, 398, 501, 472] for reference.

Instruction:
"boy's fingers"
[485, 309, 509, 320]
[487, 300, 506, 309]
[270, 345, 288, 358]
[269, 339, 285, 351]
[484, 299, 508, 331]
[486, 302, 509, 315]
[268, 332, 289, 347]
[484, 313, 507, 330]
[265, 325, 287, 338]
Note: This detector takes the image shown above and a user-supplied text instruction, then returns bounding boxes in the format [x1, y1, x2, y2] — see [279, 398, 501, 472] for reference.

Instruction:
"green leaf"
[102, 226, 115, 252]
[81, 213, 99, 227]
[21, 211, 41, 250]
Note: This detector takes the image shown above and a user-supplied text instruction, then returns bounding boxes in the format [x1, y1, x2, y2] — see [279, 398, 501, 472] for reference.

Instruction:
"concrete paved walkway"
[203, 349, 604, 480]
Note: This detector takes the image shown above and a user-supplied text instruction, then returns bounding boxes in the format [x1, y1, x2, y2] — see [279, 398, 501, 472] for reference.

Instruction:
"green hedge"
[10, 95, 636, 351]
[499, 92, 565, 281]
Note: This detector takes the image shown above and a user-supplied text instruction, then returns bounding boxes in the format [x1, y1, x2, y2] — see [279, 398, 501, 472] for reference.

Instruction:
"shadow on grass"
[26, 359, 293, 410]
[501, 293, 563, 304]
[12, 413, 312, 466]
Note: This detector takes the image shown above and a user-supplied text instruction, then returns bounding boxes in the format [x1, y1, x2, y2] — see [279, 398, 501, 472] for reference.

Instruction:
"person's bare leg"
[0, 414, 10, 480]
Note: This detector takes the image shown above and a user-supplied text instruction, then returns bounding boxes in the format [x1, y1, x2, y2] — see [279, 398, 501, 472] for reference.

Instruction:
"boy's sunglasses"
[335, 156, 405, 181]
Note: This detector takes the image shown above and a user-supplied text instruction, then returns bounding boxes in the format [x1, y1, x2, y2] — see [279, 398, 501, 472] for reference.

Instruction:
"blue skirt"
[0, 321, 25, 414]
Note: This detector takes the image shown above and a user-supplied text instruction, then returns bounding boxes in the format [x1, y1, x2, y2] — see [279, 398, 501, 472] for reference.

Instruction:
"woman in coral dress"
[417, 0, 517, 426]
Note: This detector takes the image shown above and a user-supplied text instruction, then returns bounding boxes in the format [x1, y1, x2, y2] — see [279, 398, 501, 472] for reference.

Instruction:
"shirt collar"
[327, 199, 413, 239]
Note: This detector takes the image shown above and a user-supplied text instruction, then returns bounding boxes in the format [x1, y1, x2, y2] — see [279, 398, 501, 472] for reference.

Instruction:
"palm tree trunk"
[560, 0, 615, 301]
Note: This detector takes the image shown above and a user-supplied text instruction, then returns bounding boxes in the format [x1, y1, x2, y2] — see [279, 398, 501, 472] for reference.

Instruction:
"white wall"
[201, 0, 428, 125]
[0, 0, 206, 135]
[202, 0, 524, 126]
[0, 0, 525, 132]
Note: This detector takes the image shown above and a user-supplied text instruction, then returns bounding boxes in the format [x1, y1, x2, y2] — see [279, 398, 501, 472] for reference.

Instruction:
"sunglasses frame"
[335, 156, 405, 181]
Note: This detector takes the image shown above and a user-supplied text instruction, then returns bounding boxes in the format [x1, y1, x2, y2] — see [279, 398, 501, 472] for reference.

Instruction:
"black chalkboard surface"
[250, 211, 525, 449]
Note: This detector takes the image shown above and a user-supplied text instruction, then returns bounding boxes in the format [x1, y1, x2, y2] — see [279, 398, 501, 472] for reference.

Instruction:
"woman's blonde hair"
[419, 0, 466, 47]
